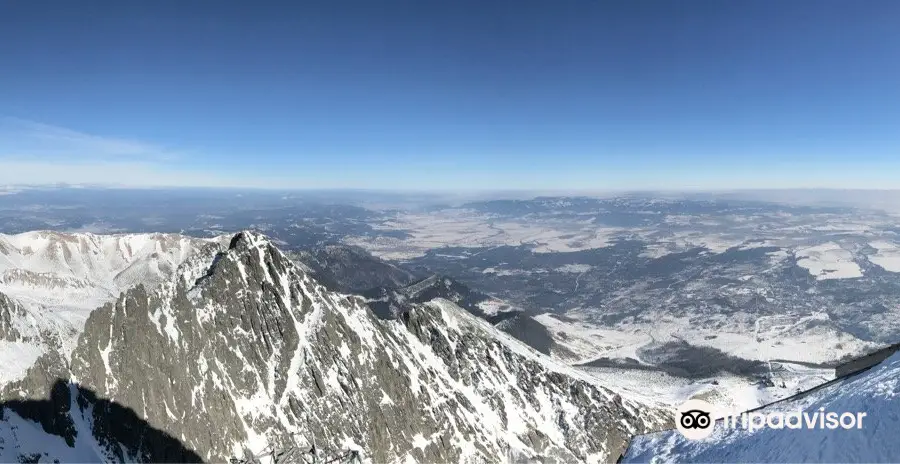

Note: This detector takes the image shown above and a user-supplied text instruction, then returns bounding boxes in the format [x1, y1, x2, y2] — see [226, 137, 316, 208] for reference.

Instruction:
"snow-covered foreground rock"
[623, 350, 900, 463]
[1, 231, 670, 463]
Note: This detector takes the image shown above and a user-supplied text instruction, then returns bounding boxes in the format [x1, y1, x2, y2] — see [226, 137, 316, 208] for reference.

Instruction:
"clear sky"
[1, 0, 898, 190]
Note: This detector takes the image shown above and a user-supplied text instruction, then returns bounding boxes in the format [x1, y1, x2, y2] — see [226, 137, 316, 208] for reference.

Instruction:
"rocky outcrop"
[0, 291, 27, 341]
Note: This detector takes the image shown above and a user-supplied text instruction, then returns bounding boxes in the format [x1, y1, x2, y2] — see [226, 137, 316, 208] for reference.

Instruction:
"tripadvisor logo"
[675, 399, 868, 440]
[676, 399, 717, 440]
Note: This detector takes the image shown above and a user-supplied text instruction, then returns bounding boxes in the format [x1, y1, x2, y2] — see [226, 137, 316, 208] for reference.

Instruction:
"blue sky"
[1, 0, 898, 190]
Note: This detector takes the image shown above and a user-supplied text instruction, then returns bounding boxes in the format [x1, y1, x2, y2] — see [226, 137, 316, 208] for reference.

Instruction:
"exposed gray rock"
[0, 291, 27, 342]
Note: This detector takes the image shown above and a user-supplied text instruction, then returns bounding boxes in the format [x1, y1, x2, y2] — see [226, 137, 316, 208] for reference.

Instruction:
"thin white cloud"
[0, 118, 221, 188]
[1, 117, 898, 192]
[0, 117, 179, 161]
[0, 159, 256, 188]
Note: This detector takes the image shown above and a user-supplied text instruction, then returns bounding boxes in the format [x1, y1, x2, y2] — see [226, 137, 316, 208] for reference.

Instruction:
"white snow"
[0, 341, 43, 384]
[474, 298, 518, 316]
[795, 242, 864, 280]
[411, 433, 429, 450]
[343, 210, 620, 259]
[868, 240, 900, 272]
[555, 264, 593, 273]
[537, 309, 871, 414]
[0, 383, 125, 462]
[0, 231, 214, 311]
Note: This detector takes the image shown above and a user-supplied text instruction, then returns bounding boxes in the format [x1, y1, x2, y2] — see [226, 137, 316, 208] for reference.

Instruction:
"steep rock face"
[0, 291, 28, 341]
[399, 299, 665, 461]
[4, 231, 669, 462]
[489, 311, 556, 356]
[397, 275, 486, 307]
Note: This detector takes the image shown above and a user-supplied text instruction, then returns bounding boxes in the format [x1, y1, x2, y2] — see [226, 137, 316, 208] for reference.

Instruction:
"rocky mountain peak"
[0, 231, 670, 463]
[227, 230, 269, 251]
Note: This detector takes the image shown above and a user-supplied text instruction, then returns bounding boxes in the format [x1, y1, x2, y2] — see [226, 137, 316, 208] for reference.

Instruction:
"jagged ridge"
[2, 231, 670, 463]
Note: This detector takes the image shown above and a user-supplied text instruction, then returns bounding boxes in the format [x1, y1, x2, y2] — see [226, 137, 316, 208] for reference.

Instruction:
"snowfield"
[540, 309, 875, 367]
[579, 364, 832, 416]
[0, 231, 212, 311]
[343, 210, 621, 259]
[0, 341, 43, 385]
[555, 264, 593, 273]
[868, 240, 900, 273]
[537, 310, 871, 415]
[795, 242, 864, 280]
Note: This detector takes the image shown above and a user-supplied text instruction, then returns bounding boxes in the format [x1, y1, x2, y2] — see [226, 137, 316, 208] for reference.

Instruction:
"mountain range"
[0, 231, 670, 462]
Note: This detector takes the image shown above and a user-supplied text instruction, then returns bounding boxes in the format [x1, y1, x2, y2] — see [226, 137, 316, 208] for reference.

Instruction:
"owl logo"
[680, 409, 712, 429]
[675, 399, 718, 440]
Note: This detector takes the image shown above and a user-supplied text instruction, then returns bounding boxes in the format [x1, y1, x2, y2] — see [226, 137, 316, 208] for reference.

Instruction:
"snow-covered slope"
[363, 274, 556, 354]
[0, 231, 215, 310]
[0, 231, 223, 386]
[623, 350, 900, 463]
[0, 380, 202, 462]
[1, 231, 671, 463]
[537, 311, 848, 414]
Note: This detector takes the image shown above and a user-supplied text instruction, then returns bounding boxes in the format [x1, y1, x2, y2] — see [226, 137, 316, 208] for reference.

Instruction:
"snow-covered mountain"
[622, 350, 900, 462]
[0, 231, 222, 387]
[0, 231, 211, 307]
[362, 274, 556, 355]
[0, 231, 670, 462]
